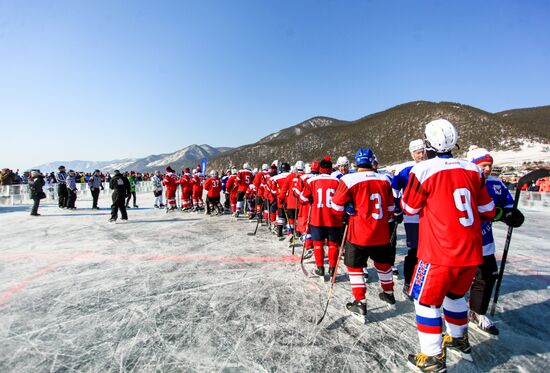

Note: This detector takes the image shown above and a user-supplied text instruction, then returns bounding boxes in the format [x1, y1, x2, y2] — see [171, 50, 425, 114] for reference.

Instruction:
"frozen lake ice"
[0, 192, 549, 372]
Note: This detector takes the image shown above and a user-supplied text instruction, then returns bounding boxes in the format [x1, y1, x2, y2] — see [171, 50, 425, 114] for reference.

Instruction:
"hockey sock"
[414, 301, 443, 356]
[374, 262, 394, 292]
[313, 241, 325, 267]
[304, 236, 313, 249]
[347, 266, 366, 301]
[236, 201, 244, 212]
[327, 241, 339, 268]
[269, 212, 276, 223]
[442, 296, 468, 338]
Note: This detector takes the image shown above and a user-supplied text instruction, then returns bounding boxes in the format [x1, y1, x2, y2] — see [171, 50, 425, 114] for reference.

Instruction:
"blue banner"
[200, 158, 207, 174]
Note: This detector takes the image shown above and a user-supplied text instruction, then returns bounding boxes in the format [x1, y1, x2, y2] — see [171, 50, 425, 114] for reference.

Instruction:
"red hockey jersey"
[331, 171, 395, 246]
[401, 156, 495, 267]
[300, 174, 342, 227]
[203, 177, 222, 198]
[236, 170, 253, 192]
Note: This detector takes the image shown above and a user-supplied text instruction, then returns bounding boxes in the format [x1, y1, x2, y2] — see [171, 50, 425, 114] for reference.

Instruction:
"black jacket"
[110, 174, 131, 195]
[29, 176, 45, 199]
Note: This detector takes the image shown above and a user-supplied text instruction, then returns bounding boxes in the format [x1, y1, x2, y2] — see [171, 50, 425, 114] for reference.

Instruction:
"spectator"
[125, 171, 138, 208]
[109, 170, 131, 223]
[29, 170, 45, 216]
[0, 168, 16, 185]
[88, 169, 104, 209]
[57, 166, 69, 208]
[66, 170, 78, 209]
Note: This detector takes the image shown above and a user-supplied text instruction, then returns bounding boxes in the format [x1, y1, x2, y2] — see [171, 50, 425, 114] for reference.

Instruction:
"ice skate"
[378, 291, 396, 305]
[108, 218, 116, 224]
[442, 333, 473, 361]
[469, 312, 499, 336]
[406, 351, 446, 372]
[303, 248, 314, 259]
[346, 299, 367, 323]
[328, 266, 336, 279]
[392, 266, 399, 276]
[311, 266, 324, 277]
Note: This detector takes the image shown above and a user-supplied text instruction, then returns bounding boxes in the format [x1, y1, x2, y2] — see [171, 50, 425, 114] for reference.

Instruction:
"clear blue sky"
[1, 0, 549, 170]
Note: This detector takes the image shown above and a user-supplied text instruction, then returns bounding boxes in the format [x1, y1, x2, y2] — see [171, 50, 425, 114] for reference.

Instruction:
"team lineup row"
[136, 119, 524, 372]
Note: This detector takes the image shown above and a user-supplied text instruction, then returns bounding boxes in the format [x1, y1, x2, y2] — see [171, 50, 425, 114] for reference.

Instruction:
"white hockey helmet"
[304, 163, 311, 174]
[295, 160, 305, 171]
[243, 162, 251, 170]
[231, 167, 237, 175]
[192, 169, 197, 175]
[424, 119, 458, 152]
[261, 163, 269, 171]
[408, 139, 425, 153]
[336, 156, 350, 167]
[253, 167, 258, 173]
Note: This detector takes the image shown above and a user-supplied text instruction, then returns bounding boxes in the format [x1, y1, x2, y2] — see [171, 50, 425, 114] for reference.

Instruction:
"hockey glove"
[394, 212, 403, 224]
[344, 202, 356, 216]
[503, 208, 524, 228]
[493, 206, 504, 222]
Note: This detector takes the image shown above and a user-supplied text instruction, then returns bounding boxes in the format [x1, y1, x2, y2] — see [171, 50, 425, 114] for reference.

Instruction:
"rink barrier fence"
[0, 183, 549, 211]
[0, 181, 157, 206]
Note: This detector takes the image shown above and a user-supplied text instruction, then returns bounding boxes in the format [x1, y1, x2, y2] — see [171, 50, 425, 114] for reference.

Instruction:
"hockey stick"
[490, 168, 550, 316]
[248, 198, 265, 236]
[317, 224, 349, 325]
[300, 204, 313, 276]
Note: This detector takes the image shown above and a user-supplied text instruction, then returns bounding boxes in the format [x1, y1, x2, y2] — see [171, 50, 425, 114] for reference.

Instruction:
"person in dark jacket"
[57, 165, 69, 208]
[29, 170, 45, 216]
[109, 170, 131, 223]
[88, 169, 104, 209]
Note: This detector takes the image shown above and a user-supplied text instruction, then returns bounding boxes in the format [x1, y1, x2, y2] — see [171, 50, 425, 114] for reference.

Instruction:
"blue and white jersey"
[221, 175, 229, 192]
[391, 161, 418, 224]
[56, 172, 67, 185]
[481, 175, 514, 256]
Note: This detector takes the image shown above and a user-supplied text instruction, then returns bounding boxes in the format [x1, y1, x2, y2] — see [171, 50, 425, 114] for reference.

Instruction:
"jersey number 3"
[453, 188, 474, 227]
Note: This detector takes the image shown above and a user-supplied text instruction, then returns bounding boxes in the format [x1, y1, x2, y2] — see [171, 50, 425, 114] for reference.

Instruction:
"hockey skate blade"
[446, 347, 473, 362]
[406, 361, 447, 373]
[346, 310, 367, 325]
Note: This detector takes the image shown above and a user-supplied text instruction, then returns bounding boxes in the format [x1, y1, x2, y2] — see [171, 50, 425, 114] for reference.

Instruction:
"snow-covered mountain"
[34, 159, 137, 173]
[34, 145, 232, 173]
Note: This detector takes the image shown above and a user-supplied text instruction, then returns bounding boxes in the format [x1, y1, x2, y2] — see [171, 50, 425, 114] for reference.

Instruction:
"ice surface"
[0, 192, 549, 372]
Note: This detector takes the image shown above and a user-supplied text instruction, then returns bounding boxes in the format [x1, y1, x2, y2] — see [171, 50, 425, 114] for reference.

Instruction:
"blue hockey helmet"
[354, 148, 376, 168]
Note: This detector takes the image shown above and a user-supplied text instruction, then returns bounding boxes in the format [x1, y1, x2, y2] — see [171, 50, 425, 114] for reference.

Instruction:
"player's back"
[403, 156, 495, 266]
[306, 174, 341, 227]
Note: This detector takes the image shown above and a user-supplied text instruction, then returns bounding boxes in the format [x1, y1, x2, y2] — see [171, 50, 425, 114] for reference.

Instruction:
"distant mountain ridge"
[208, 101, 550, 170]
[34, 144, 233, 173]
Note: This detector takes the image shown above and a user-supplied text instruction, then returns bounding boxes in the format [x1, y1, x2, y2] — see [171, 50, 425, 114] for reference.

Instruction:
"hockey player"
[226, 168, 239, 214]
[235, 163, 253, 217]
[331, 156, 350, 179]
[204, 170, 224, 215]
[391, 139, 425, 296]
[190, 169, 205, 211]
[299, 156, 342, 277]
[56, 165, 69, 208]
[269, 162, 291, 237]
[109, 170, 131, 223]
[221, 170, 230, 210]
[263, 164, 279, 226]
[282, 160, 305, 242]
[295, 161, 319, 258]
[331, 148, 397, 321]
[152, 170, 165, 208]
[178, 168, 193, 211]
[251, 164, 270, 221]
[401, 120, 496, 371]
[162, 166, 178, 211]
[466, 146, 524, 336]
